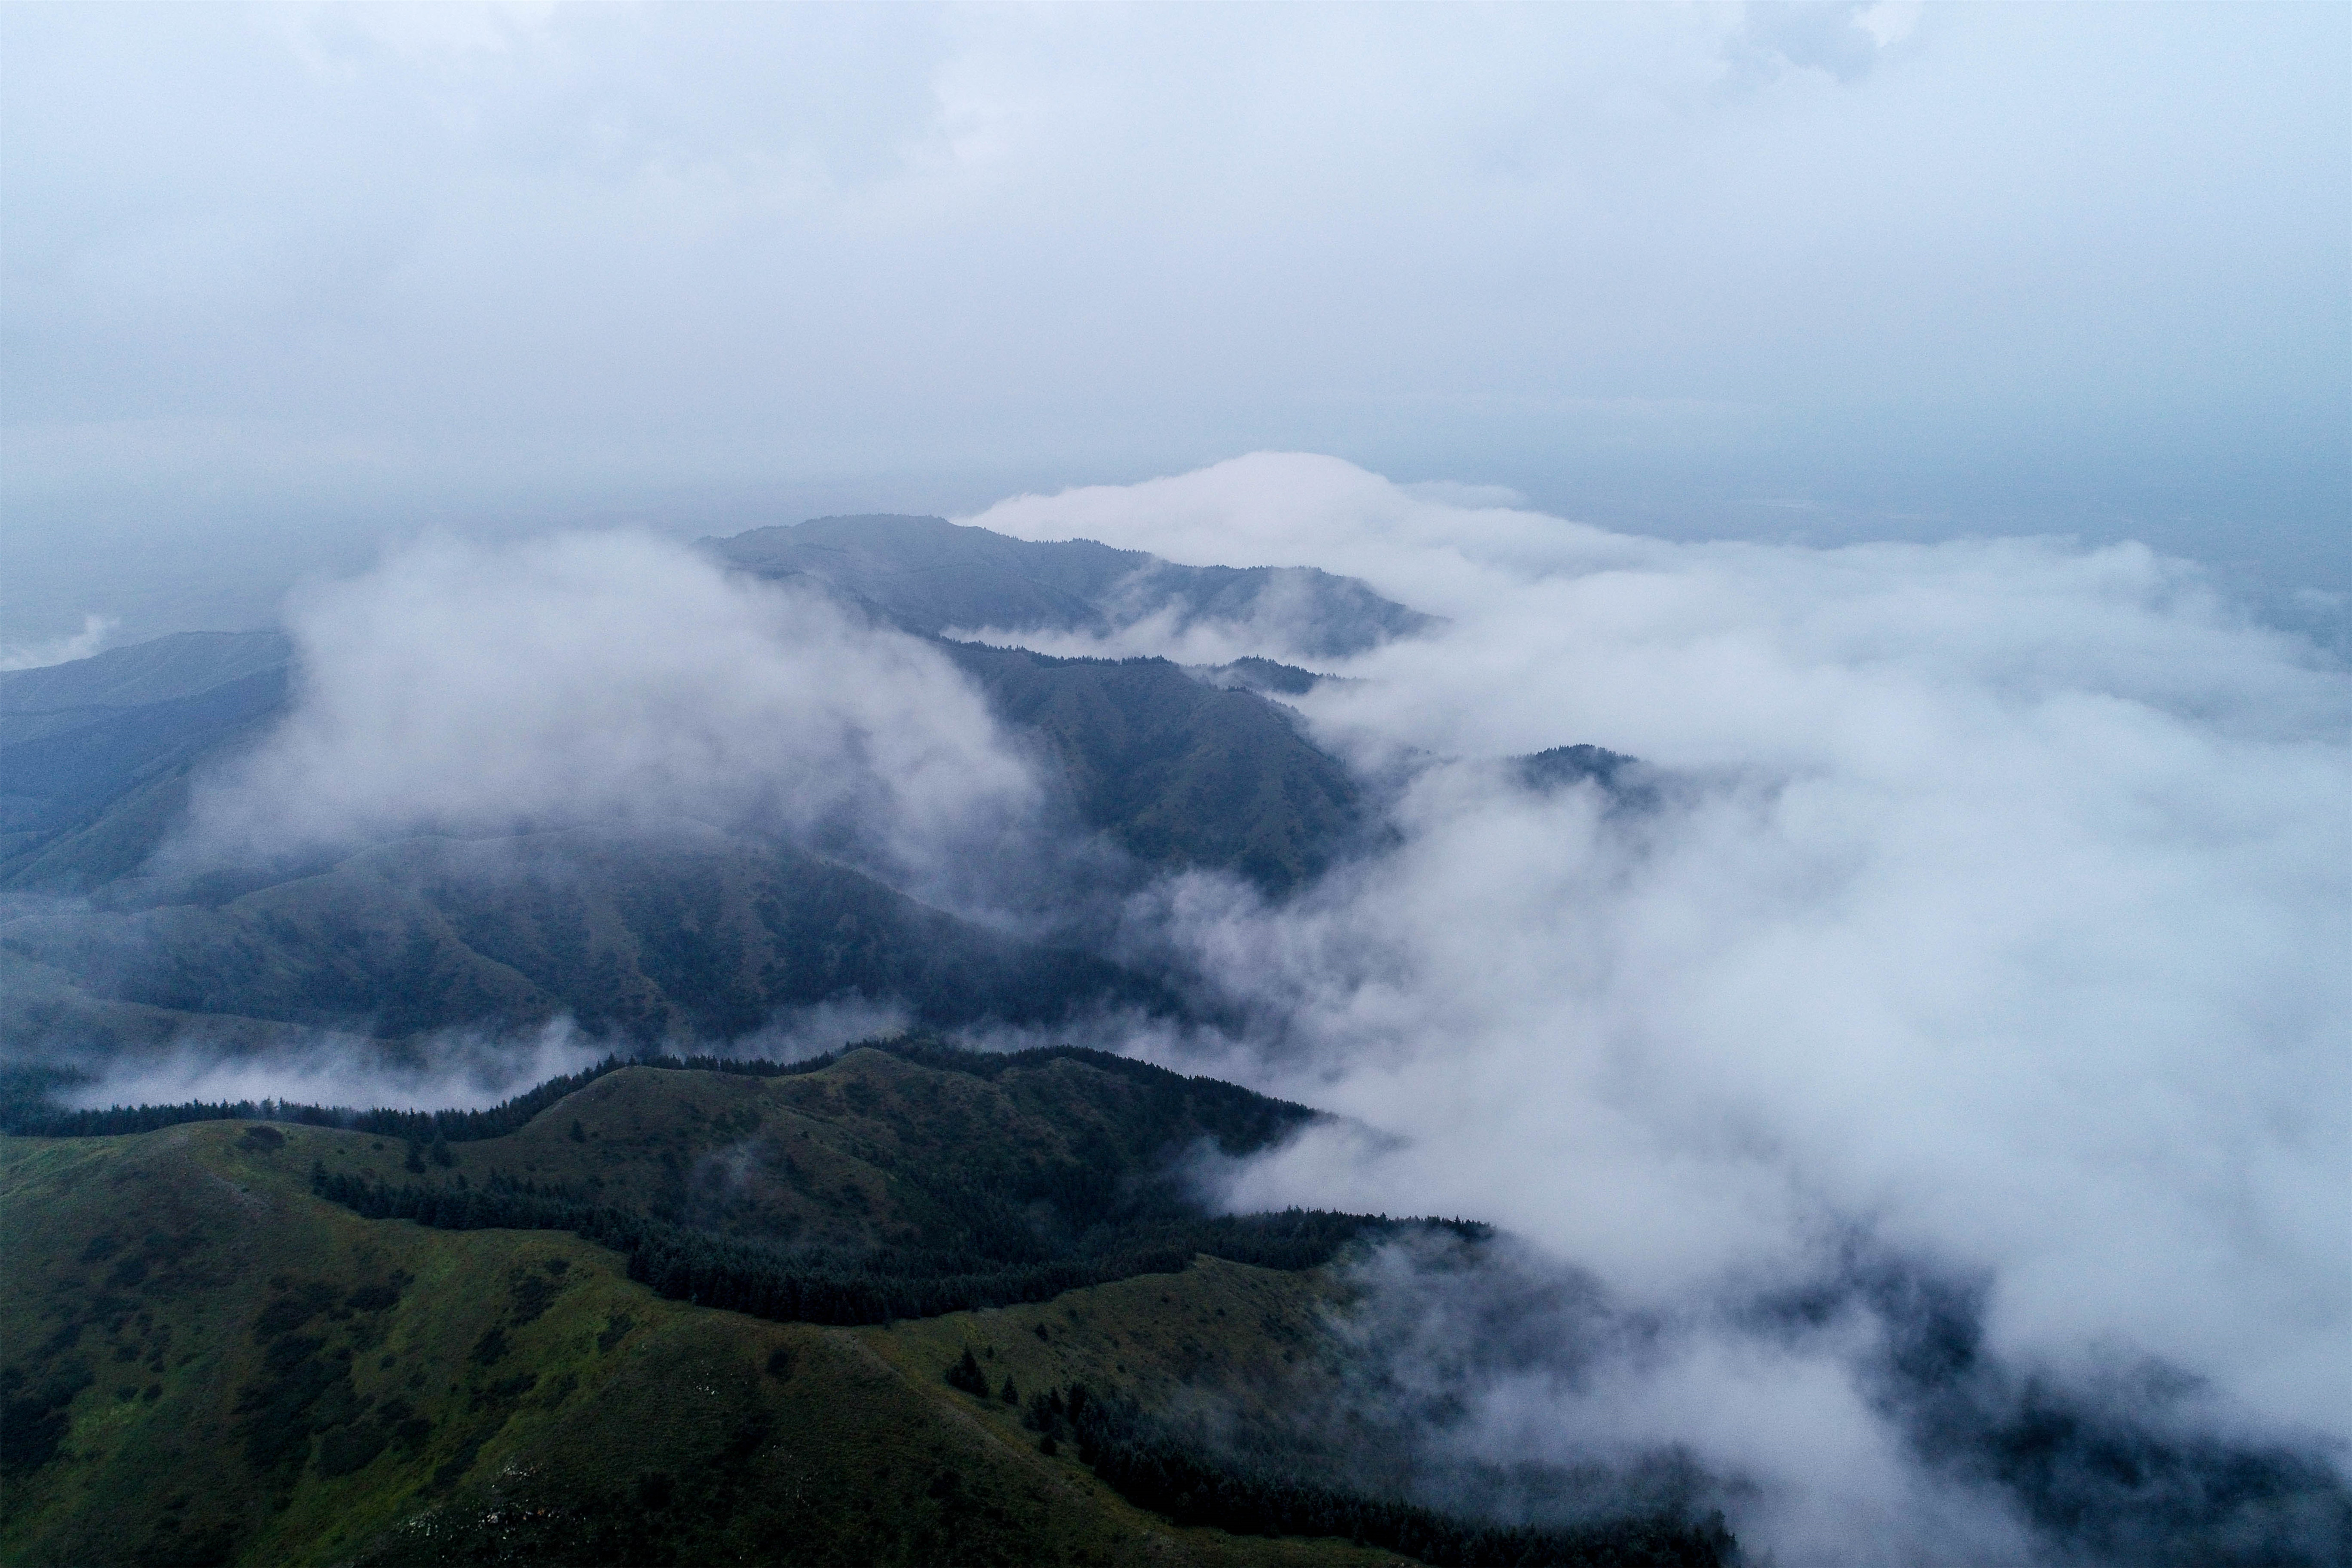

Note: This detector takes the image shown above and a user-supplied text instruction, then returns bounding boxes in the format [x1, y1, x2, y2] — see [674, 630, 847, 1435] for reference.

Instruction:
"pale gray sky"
[3, 2, 2346, 642]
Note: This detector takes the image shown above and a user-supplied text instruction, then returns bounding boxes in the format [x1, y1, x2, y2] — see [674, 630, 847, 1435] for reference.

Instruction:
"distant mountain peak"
[1183, 655, 1343, 698]
[700, 514, 1437, 661]
[1510, 743, 1661, 810]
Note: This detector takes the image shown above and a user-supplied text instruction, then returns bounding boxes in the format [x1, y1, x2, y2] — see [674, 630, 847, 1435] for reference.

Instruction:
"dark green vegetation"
[2, 824, 1169, 1044]
[0, 1043, 1732, 1567]
[317, 1172, 1403, 1327]
[1066, 1393, 1731, 1568]
[1509, 747, 1661, 814]
[282, 1038, 1430, 1325]
[704, 513, 1438, 657]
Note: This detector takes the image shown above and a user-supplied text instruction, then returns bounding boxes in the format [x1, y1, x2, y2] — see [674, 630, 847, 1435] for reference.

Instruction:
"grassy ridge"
[275, 1039, 1454, 1323]
[278, 1042, 1335, 1260]
[309, 1166, 1407, 1324]
[2, 1047, 1732, 1565]
[0, 1119, 1413, 1567]
[4, 1037, 1313, 1148]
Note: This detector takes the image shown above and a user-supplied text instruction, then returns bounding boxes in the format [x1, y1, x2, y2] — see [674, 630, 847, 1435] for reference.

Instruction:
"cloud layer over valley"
[973, 455, 2352, 1561]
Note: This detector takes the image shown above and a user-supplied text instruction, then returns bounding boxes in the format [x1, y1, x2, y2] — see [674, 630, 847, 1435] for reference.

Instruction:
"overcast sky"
[3, 2, 2346, 641]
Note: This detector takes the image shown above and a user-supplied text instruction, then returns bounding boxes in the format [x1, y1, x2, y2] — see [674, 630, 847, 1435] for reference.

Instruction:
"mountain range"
[0, 517, 1729, 1564]
[0, 518, 1452, 1052]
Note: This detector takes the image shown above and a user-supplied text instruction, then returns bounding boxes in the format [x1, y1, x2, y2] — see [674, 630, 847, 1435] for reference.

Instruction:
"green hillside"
[0, 1045, 1733, 1568]
[0, 1120, 1395, 1568]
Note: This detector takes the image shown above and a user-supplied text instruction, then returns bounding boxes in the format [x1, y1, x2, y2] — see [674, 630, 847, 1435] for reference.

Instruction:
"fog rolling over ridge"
[0, 514, 1382, 1053]
[172, 532, 1039, 893]
[5, 455, 2348, 1562]
[972, 457, 2352, 1561]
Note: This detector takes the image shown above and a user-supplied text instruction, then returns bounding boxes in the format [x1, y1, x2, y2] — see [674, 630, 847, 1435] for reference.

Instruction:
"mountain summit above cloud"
[701, 513, 1438, 662]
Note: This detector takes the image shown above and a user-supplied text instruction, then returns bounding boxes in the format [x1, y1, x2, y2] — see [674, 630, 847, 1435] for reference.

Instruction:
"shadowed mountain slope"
[0, 577, 1373, 1045]
[0, 631, 291, 724]
[703, 514, 1437, 659]
[946, 645, 1364, 892]
[0, 633, 290, 891]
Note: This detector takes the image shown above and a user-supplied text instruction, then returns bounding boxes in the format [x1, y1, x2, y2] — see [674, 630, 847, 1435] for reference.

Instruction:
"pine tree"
[945, 1346, 989, 1396]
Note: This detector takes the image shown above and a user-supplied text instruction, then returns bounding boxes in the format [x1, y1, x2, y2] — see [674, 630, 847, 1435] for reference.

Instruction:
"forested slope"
[0, 1043, 1733, 1567]
[2, 829, 1170, 1043]
[0, 536, 1382, 1046]
[946, 644, 1364, 891]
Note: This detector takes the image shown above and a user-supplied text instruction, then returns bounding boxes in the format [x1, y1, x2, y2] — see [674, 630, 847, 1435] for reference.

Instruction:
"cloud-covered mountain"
[0, 522, 1390, 1058]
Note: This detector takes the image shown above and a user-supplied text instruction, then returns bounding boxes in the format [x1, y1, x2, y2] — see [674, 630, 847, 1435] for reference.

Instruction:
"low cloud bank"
[39, 996, 922, 1117]
[172, 532, 1040, 904]
[718, 995, 916, 1064]
[0, 612, 117, 672]
[50, 1018, 607, 1115]
[1291, 1231, 2347, 1567]
[977, 454, 2352, 1562]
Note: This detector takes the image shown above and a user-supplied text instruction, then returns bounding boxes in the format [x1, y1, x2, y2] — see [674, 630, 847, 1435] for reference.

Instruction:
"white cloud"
[0, 613, 117, 671]
[175, 531, 1040, 898]
[989, 454, 2351, 1554]
[60, 1015, 604, 1114]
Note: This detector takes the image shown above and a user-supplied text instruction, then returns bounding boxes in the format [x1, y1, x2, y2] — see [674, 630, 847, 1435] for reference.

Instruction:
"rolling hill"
[0, 1041, 1733, 1568]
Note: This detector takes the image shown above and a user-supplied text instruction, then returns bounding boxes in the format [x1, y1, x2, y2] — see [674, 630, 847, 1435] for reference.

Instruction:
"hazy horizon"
[4, 2, 2346, 656]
